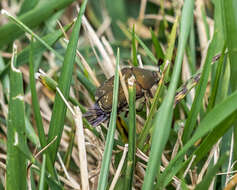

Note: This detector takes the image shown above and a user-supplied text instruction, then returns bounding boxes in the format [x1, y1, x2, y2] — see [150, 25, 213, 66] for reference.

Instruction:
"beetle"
[84, 67, 160, 126]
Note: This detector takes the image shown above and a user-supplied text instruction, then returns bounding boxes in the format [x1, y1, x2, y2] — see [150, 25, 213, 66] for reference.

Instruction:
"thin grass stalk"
[29, 36, 47, 148]
[142, 1, 194, 189]
[124, 76, 136, 190]
[201, 5, 210, 41]
[39, 154, 46, 190]
[150, 29, 165, 61]
[46, 0, 88, 163]
[7, 44, 27, 189]
[97, 49, 120, 190]
[132, 26, 138, 66]
[206, 44, 226, 112]
[134, 33, 157, 63]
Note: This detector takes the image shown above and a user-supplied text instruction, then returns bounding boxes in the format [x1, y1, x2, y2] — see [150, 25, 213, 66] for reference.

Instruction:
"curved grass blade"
[97, 49, 120, 190]
[46, 0, 88, 163]
[142, 1, 194, 189]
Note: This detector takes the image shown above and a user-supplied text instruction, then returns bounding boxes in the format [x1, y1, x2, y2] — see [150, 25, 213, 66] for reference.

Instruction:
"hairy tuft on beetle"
[84, 67, 160, 126]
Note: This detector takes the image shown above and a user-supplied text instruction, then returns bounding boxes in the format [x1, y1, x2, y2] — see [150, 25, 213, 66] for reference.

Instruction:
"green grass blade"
[97, 49, 120, 190]
[29, 37, 47, 148]
[39, 154, 46, 190]
[124, 76, 136, 190]
[6, 44, 27, 190]
[0, 56, 9, 97]
[207, 45, 226, 112]
[201, 5, 210, 40]
[188, 18, 196, 74]
[46, 0, 88, 163]
[134, 33, 157, 63]
[150, 29, 165, 60]
[0, 0, 74, 47]
[159, 90, 237, 187]
[142, 1, 194, 189]
[132, 26, 138, 66]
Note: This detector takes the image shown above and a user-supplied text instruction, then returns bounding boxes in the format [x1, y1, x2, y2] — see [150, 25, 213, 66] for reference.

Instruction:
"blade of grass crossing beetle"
[46, 0, 88, 163]
[124, 76, 136, 190]
[97, 49, 120, 190]
[6, 44, 27, 190]
[142, 1, 194, 189]
[137, 15, 178, 150]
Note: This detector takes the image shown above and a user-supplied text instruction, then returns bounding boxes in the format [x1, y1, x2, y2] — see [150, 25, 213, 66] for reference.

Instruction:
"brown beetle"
[84, 67, 160, 126]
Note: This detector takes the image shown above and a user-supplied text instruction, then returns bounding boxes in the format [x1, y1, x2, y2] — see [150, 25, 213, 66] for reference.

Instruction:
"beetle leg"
[147, 89, 153, 98]
[125, 110, 129, 117]
[136, 101, 145, 112]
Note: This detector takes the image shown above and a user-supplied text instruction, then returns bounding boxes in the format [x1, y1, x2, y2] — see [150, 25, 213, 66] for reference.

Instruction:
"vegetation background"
[0, 0, 237, 189]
